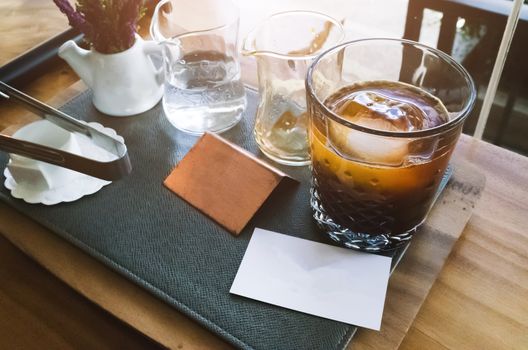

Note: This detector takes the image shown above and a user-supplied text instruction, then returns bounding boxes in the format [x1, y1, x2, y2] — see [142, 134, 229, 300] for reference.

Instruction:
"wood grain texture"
[0, 64, 79, 131]
[0, 233, 164, 350]
[400, 138, 528, 350]
[0, 0, 69, 66]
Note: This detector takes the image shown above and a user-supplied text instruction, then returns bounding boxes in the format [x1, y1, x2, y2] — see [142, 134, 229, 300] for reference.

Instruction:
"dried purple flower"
[53, 0, 145, 54]
[53, 0, 93, 40]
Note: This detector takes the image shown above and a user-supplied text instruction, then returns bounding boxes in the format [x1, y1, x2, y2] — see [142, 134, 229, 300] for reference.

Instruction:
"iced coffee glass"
[306, 39, 476, 252]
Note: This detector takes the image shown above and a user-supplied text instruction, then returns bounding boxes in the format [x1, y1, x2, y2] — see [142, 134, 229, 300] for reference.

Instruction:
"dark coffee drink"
[310, 81, 456, 241]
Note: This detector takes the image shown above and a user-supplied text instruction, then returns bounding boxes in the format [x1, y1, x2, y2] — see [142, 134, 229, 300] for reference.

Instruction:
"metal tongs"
[0, 81, 131, 181]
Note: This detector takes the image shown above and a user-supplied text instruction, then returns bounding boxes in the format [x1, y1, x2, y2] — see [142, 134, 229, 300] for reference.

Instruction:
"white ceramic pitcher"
[59, 34, 163, 116]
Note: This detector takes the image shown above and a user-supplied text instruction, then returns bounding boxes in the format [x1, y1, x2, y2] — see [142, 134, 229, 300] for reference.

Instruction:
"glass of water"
[150, 0, 247, 134]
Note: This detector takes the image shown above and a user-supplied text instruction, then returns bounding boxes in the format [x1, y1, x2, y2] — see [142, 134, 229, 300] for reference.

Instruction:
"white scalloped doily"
[4, 122, 124, 205]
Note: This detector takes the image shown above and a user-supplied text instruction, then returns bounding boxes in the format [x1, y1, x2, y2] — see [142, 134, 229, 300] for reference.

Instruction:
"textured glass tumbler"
[151, 0, 246, 135]
[306, 39, 476, 252]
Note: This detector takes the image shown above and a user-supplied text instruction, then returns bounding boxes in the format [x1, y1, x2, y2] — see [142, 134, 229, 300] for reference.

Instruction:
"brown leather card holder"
[164, 132, 296, 235]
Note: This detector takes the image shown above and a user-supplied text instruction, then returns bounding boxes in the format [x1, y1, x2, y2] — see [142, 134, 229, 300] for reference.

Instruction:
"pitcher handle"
[141, 38, 164, 85]
[241, 27, 258, 56]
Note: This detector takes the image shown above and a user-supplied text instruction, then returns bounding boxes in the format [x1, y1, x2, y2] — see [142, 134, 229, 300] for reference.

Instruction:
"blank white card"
[230, 228, 392, 330]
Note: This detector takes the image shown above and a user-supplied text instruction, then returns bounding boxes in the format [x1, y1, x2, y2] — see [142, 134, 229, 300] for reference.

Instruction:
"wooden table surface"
[1, 1, 527, 349]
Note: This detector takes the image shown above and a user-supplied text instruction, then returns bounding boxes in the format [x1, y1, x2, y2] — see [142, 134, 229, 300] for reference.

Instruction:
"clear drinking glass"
[150, 0, 246, 135]
[242, 11, 344, 166]
[306, 39, 476, 252]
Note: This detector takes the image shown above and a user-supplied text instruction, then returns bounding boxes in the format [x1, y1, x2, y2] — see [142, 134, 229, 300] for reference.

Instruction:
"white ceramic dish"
[3, 120, 124, 205]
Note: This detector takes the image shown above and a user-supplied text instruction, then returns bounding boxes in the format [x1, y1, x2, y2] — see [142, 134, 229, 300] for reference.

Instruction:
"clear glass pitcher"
[242, 11, 345, 166]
